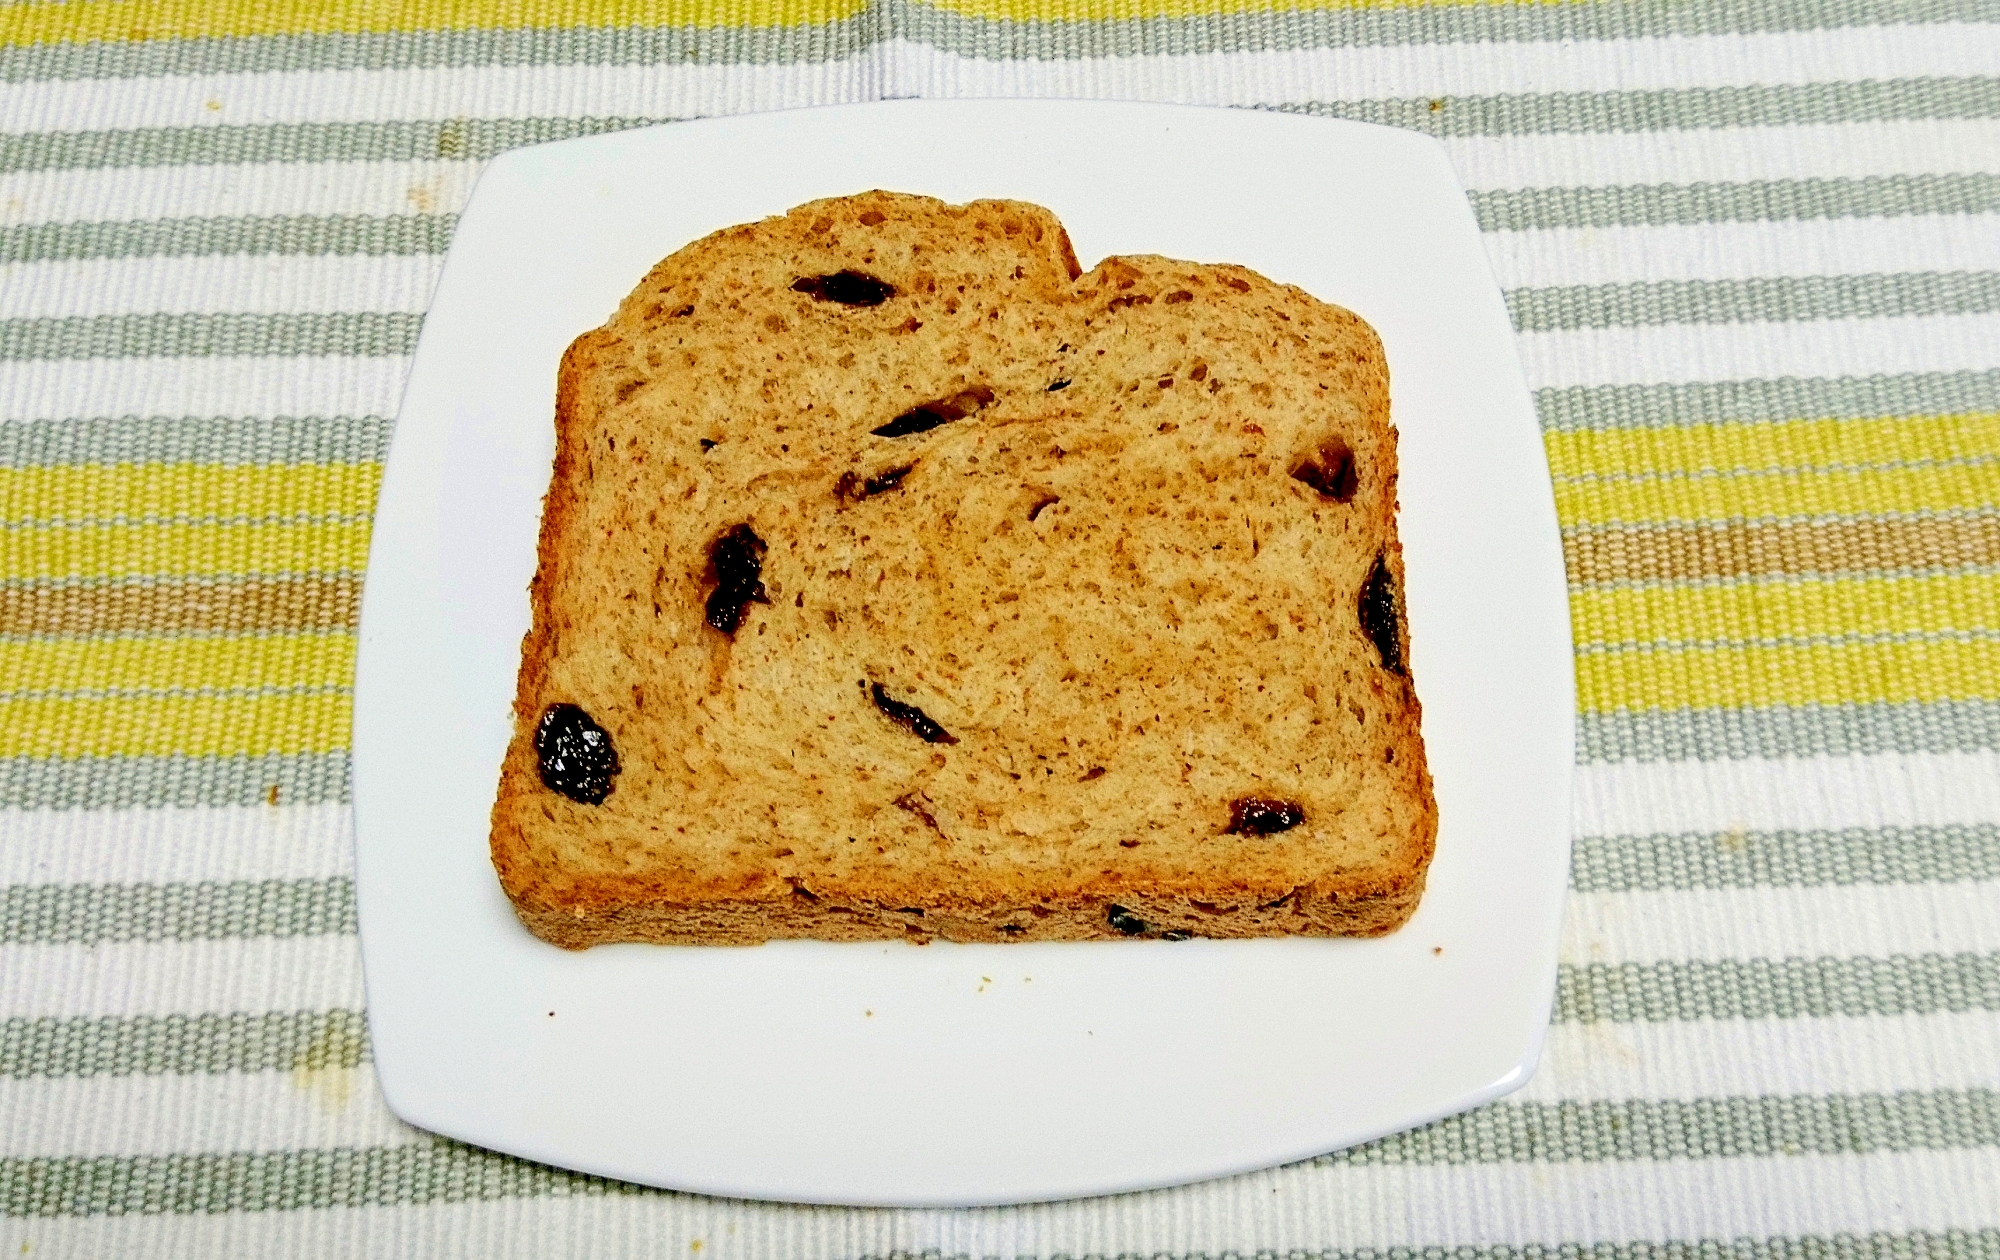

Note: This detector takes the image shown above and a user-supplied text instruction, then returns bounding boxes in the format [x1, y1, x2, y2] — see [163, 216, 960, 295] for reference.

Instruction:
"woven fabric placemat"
[1, 1, 1996, 1255]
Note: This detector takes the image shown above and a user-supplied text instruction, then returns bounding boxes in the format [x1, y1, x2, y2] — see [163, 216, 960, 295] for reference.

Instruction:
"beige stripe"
[0, 577, 358, 635]
[1568, 516, 2000, 586]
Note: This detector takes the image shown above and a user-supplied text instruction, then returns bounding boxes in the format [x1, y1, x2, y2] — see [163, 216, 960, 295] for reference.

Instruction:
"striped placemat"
[3, 0, 1996, 1255]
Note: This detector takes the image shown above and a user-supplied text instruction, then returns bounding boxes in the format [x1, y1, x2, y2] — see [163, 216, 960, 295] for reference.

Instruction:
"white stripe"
[894, 26, 2000, 107]
[5, 120, 1997, 246]
[1515, 312, 2000, 388]
[10, 215, 1998, 319]
[1525, 1010, 2000, 1103]
[1442, 121, 2000, 191]
[0, 935, 364, 1018]
[1483, 214, 2000, 289]
[0, 804, 352, 886]
[4, 121, 1994, 239]
[1575, 750, 2000, 838]
[0, 355, 410, 423]
[0, 58, 884, 136]
[1561, 881, 2000, 965]
[0, 255, 441, 319]
[0, 159, 485, 228]
[5, 28, 1999, 134]
[14, 1016, 1991, 1158]
[10, 1150, 1997, 1253]
[0, 1068, 423, 1160]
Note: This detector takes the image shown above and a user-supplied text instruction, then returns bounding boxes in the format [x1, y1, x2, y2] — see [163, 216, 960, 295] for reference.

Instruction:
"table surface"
[2, 0, 1996, 1256]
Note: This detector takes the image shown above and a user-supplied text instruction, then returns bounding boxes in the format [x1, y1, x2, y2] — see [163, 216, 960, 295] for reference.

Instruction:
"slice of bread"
[490, 191, 1435, 947]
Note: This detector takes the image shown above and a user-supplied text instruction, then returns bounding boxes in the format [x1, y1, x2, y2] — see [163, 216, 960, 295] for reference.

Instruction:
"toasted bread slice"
[490, 191, 1434, 947]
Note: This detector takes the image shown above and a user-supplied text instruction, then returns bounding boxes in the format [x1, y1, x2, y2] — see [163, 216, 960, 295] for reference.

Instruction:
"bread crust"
[489, 191, 1435, 948]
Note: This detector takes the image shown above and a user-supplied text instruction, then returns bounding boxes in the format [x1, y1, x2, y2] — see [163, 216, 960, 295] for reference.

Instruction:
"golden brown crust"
[489, 191, 1436, 948]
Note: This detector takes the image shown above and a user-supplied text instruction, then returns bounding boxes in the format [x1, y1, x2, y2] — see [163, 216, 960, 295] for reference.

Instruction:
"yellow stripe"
[929, 0, 1543, 21]
[1571, 571, 2000, 650]
[0, 692, 350, 757]
[0, 0, 862, 46]
[0, 463, 381, 526]
[1545, 413, 2000, 482]
[1578, 638, 2000, 712]
[0, 633, 353, 694]
[1554, 462, 1996, 527]
[2, 520, 371, 581]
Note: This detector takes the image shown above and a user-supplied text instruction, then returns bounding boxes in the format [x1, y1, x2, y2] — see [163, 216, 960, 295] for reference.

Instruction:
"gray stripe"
[1510, 272, 2000, 332]
[1472, 174, 2000, 232]
[1283, 78, 2000, 139]
[0, 753, 349, 809]
[1557, 953, 2000, 1024]
[1321, 1088, 1997, 1166]
[0, 312, 420, 361]
[0, 953, 1986, 1083]
[10, 79, 1996, 179]
[0, 415, 392, 468]
[1573, 824, 2000, 892]
[896, 0, 1995, 62]
[3, 1091, 1988, 1214]
[0, 18, 878, 84]
[0, 116, 666, 175]
[1, 1010, 366, 1081]
[11, 175, 1997, 268]
[0, 879, 354, 947]
[1578, 698, 2000, 762]
[1536, 370, 2000, 432]
[0, 215, 456, 265]
[0, 1139, 633, 1216]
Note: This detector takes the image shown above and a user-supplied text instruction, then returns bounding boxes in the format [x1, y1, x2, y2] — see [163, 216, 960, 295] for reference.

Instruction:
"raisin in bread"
[490, 191, 1435, 947]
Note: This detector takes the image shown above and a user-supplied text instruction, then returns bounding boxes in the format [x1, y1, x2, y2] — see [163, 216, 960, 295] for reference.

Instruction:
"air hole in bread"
[1107, 905, 1148, 935]
[872, 386, 995, 438]
[1291, 437, 1358, 502]
[870, 682, 959, 744]
[836, 463, 915, 503]
[791, 271, 895, 306]
[1027, 493, 1060, 522]
[1360, 554, 1407, 676]
[703, 524, 769, 635]
[1226, 796, 1306, 835]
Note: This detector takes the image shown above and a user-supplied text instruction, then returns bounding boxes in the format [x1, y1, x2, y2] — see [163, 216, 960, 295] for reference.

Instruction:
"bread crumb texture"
[489, 191, 1436, 947]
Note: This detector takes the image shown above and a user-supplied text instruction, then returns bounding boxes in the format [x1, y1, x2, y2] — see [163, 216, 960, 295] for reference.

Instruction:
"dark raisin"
[698, 438, 717, 451]
[1360, 553, 1407, 675]
[534, 703, 619, 804]
[872, 386, 995, 438]
[1046, 379, 1071, 392]
[1107, 905, 1148, 935]
[835, 463, 914, 502]
[869, 682, 958, 744]
[1291, 438, 1358, 502]
[791, 271, 894, 306]
[704, 524, 768, 635]
[1226, 796, 1307, 835]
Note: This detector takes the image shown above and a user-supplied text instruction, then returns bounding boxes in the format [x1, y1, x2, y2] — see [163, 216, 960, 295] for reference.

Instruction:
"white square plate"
[354, 99, 1574, 1207]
